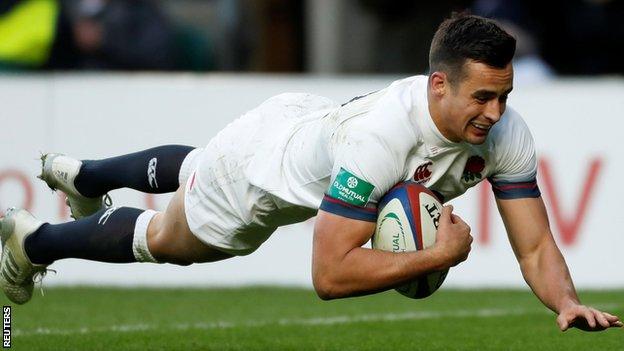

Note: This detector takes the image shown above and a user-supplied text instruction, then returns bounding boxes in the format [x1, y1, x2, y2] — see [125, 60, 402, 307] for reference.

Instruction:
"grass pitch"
[4, 287, 623, 350]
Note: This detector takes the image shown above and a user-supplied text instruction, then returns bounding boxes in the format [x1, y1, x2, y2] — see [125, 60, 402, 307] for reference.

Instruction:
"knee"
[149, 233, 193, 266]
[146, 214, 193, 266]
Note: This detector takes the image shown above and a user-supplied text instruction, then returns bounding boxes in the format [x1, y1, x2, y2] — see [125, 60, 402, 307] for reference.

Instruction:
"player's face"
[435, 61, 513, 145]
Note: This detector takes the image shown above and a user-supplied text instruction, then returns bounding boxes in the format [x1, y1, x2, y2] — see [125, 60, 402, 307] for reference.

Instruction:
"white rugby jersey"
[245, 75, 539, 222]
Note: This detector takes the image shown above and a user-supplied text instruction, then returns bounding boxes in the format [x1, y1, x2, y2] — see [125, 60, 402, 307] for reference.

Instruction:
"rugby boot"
[39, 153, 111, 219]
[0, 208, 47, 304]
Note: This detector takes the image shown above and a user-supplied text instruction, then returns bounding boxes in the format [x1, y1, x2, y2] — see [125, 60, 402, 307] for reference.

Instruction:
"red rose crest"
[462, 156, 485, 182]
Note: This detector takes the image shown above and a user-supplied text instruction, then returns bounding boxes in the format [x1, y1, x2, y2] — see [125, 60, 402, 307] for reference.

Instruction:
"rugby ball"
[372, 181, 448, 299]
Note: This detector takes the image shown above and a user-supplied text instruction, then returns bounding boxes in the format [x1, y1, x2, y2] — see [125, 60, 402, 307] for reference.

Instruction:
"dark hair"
[429, 13, 516, 84]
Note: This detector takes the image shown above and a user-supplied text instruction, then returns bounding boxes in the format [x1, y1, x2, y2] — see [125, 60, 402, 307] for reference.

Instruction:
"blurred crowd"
[0, 0, 215, 71]
[0, 0, 622, 76]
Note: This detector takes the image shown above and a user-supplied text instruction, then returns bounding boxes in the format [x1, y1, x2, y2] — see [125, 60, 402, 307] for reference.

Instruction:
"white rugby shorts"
[179, 96, 318, 256]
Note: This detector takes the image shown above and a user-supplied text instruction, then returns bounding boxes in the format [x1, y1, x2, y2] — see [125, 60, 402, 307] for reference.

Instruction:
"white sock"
[132, 210, 160, 263]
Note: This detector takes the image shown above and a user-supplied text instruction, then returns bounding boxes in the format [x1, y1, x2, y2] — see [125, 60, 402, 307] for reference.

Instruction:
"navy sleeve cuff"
[489, 178, 541, 199]
[319, 195, 377, 222]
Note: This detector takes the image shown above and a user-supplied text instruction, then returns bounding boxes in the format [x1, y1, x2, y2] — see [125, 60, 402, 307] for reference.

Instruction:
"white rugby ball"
[372, 181, 448, 299]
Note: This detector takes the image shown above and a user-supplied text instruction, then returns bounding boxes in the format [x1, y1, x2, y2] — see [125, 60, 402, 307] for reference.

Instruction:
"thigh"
[147, 186, 233, 264]
[183, 164, 278, 256]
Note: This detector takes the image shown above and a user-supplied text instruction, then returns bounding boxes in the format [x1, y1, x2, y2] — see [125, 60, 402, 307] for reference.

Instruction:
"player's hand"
[557, 304, 623, 332]
[433, 205, 473, 268]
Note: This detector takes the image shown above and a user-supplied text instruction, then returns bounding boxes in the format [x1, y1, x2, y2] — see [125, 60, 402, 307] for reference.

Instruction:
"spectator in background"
[357, 0, 473, 73]
[471, 0, 554, 84]
[539, 0, 623, 75]
[1, 0, 214, 72]
[472, 0, 624, 76]
[0, 0, 61, 71]
[65, 0, 177, 70]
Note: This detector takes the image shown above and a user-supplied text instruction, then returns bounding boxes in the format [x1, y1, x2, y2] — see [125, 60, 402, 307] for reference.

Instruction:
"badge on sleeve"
[328, 168, 375, 206]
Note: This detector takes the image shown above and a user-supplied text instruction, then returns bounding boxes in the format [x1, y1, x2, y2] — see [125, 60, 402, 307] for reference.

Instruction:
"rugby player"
[1, 13, 620, 331]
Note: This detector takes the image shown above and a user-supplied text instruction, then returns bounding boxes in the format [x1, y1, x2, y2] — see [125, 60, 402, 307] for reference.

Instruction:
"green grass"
[4, 287, 623, 350]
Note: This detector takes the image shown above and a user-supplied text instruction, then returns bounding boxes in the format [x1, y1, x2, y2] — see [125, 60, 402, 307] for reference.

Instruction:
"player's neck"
[426, 89, 459, 143]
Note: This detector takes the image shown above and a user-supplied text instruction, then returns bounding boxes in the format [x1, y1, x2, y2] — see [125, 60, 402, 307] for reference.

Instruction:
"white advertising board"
[0, 74, 622, 288]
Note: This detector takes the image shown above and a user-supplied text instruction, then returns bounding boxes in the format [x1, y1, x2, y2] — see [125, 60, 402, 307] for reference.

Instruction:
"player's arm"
[496, 196, 623, 331]
[312, 205, 471, 300]
[313, 101, 473, 300]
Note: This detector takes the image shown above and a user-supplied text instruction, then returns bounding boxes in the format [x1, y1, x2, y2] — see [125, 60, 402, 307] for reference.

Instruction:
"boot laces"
[32, 268, 56, 297]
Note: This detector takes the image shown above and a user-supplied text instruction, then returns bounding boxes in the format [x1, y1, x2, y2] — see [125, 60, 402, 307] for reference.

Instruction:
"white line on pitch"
[13, 303, 621, 337]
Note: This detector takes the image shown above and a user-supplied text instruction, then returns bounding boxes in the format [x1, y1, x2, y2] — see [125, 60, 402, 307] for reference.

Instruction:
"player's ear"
[429, 72, 448, 98]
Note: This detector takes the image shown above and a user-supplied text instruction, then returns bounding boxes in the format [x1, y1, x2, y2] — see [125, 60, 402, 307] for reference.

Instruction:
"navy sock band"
[74, 145, 195, 197]
[24, 207, 144, 265]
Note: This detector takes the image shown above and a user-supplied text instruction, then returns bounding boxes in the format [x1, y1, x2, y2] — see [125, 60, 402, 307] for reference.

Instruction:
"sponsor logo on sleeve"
[328, 168, 375, 206]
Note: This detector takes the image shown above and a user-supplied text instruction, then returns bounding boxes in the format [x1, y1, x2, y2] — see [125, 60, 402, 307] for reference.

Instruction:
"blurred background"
[0, 0, 622, 77]
[0, 0, 623, 289]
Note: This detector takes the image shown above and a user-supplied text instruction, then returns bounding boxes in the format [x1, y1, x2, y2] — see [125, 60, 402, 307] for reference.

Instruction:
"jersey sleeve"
[320, 103, 411, 222]
[488, 108, 541, 200]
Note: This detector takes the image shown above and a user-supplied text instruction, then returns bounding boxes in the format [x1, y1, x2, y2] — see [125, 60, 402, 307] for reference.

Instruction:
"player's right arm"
[311, 94, 472, 300]
[312, 206, 472, 300]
